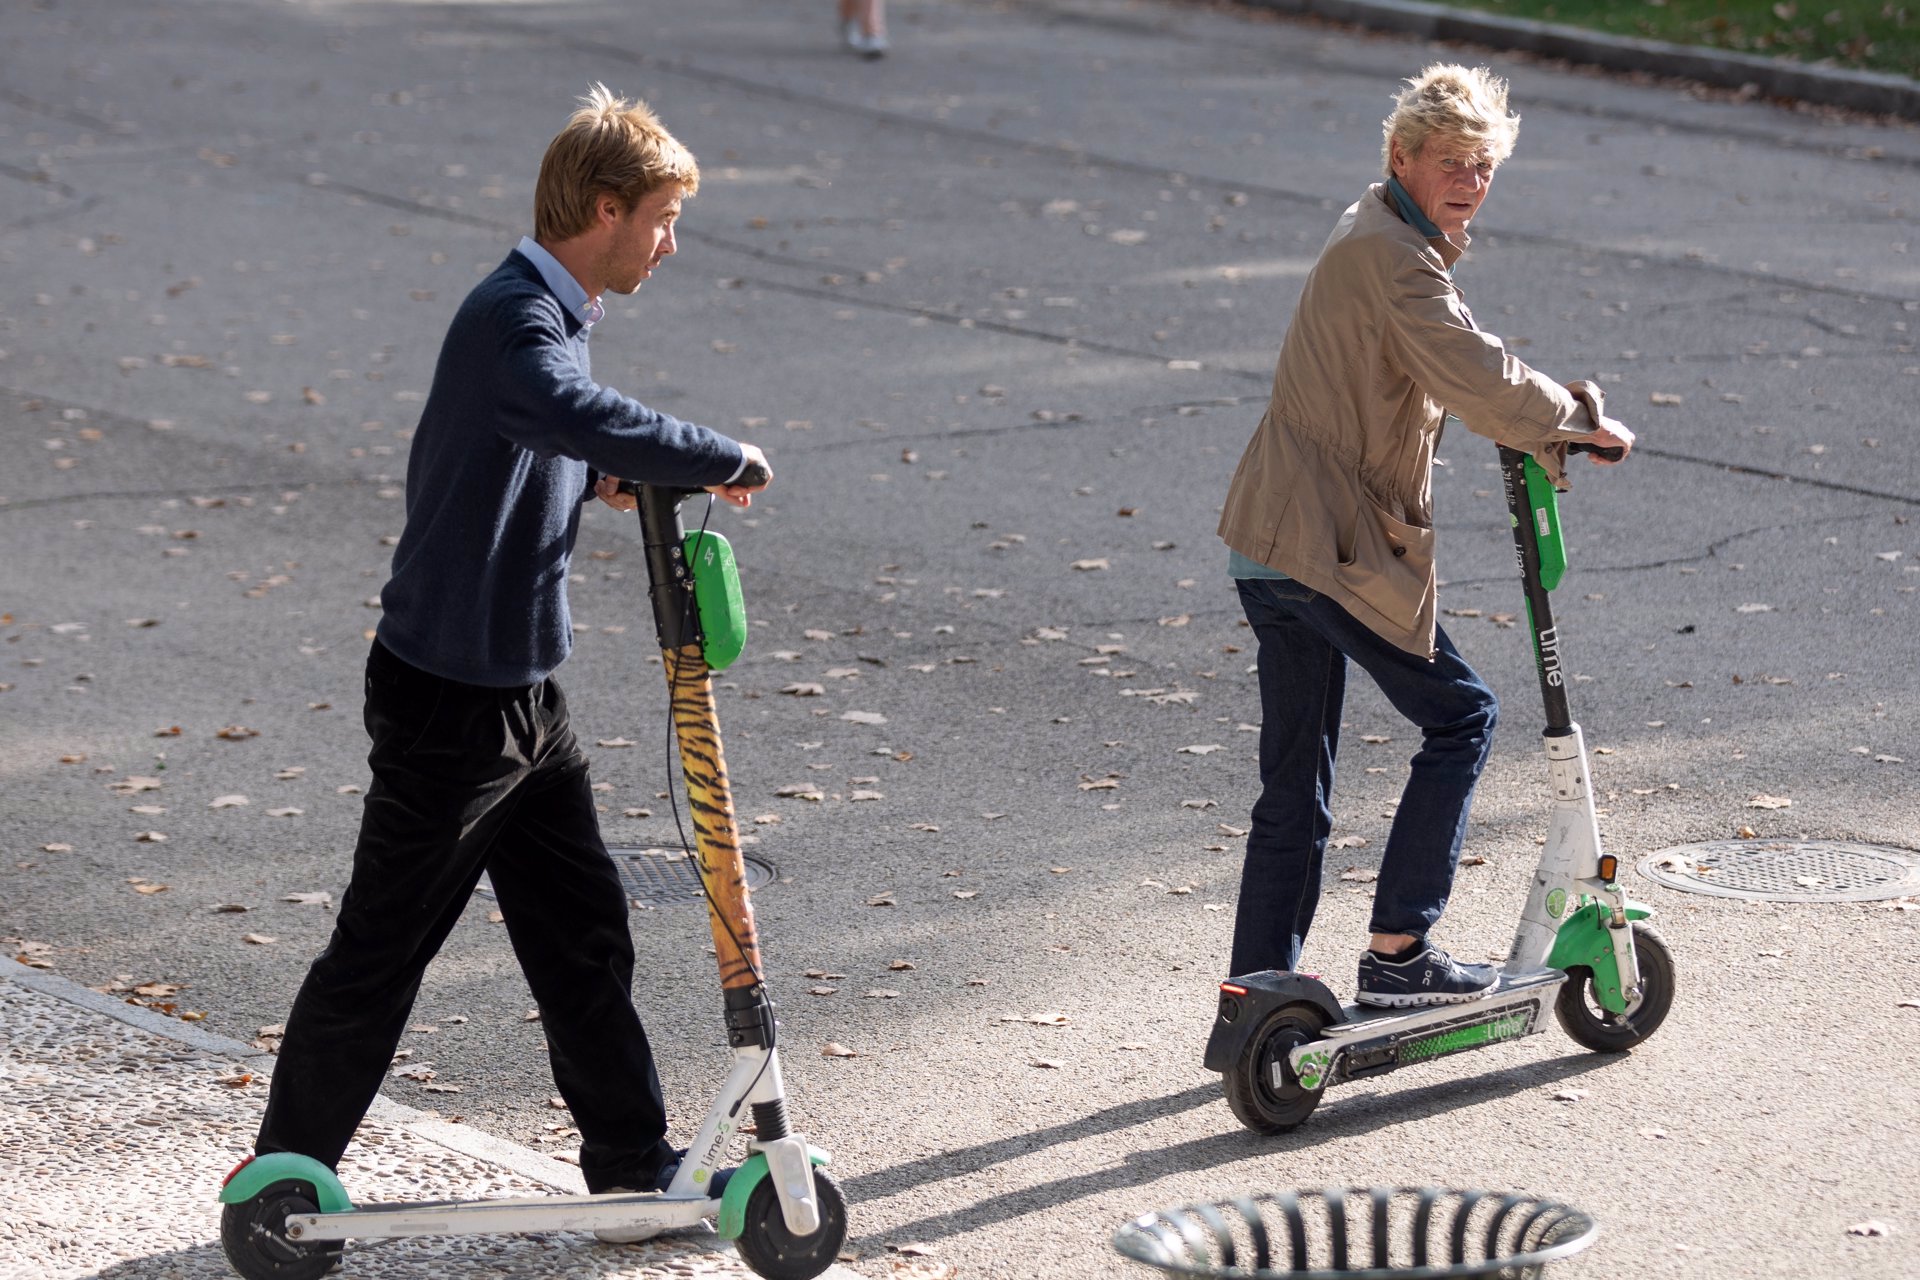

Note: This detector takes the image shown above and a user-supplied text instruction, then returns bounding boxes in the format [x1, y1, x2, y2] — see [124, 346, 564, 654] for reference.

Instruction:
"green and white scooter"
[217, 466, 849, 1280]
[1206, 442, 1675, 1134]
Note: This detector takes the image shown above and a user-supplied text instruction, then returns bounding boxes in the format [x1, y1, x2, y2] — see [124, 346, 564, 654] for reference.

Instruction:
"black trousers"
[255, 640, 675, 1192]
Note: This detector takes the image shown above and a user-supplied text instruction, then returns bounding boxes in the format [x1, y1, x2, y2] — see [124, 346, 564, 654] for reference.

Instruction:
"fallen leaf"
[865, 989, 900, 999]
[1002, 1012, 1070, 1026]
[841, 710, 887, 725]
[242, 933, 277, 945]
[1552, 1088, 1590, 1102]
[282, 891, 333, 907]
[1846, 1220, 1892, 1238]
[782, 682, 826, 697]
[1734, 603, 1774, 614]
[1649, 391, 1684, 406]
[1329, 835, 1368, 850]
[1338, 866, 1378, 882]
[1031, 1059, 1065, 1069]
[822, 1042, 858, 1058]
[215, 725, 260, 740]
[130, 881, 170, 895]
[867, 892, 897, 907]
[1078, 778, 1119, 791]
[849, 790, 885, 802]
[596, 737, 636, 748]
[1177, 744, 1223, 756]
[41, 843, 73, 853]
[952, 889, 979, 900]
[1360, 734, 1392, 745]
[776, 784, 825, 802]
[1747, 793, 1792, 809]
[265, 807, 304, 818]
[134, 831, 168, 843]
[1180, 798, 1216, 809]
[1071, 558, 1110, 571]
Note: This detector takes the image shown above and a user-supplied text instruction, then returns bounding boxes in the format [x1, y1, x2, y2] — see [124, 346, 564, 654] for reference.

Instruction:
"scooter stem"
[634, 485, 766, 1002]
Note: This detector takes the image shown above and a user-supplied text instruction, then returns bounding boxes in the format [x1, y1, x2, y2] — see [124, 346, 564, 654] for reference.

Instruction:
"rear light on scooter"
[222, 1156, 254, 1188]
[1219, 983, 1248, 997]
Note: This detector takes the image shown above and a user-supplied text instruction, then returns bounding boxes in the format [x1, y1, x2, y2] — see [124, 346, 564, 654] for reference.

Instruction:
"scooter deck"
[1293, 968, 1566, 1089]
[286, 1188, 718, 1242]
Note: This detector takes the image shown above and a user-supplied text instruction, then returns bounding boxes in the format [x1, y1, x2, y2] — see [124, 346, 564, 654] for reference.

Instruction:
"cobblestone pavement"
[1, 962, 853, 1280]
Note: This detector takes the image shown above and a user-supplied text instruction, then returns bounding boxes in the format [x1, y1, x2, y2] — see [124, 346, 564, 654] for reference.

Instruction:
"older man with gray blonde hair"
[249, 86, 766, 1236]
[1216, 64, 1634, 1009]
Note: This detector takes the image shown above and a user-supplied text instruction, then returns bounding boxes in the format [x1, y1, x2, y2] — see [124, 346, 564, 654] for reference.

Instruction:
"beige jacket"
[1218, 183, 1606, 657]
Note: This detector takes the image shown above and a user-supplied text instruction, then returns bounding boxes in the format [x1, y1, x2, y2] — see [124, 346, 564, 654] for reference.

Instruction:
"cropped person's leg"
[1229, 579, 1347, 975]
[1350, 623, 1498, 939]
[257, 645, 525, 1168]
[485, 676, 676, 1195]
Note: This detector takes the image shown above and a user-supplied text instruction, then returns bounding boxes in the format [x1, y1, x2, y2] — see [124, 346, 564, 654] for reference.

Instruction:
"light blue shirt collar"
[515, 236, 604, 328]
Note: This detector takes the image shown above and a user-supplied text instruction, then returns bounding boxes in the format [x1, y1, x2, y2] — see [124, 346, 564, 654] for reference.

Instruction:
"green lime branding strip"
[1397, 1011, 1533, 1064]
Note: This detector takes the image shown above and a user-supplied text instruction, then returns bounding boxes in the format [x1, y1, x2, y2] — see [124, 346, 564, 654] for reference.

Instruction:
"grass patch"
[1449, 1, 1918, 79]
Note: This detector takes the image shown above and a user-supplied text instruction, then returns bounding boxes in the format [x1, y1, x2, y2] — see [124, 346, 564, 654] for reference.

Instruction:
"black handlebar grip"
[1569, 441, 1625, 462]
[736, 459, 771, 488]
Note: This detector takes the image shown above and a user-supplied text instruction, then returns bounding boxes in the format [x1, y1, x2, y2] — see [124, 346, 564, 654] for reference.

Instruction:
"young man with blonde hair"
[250, 85, 767, 1230]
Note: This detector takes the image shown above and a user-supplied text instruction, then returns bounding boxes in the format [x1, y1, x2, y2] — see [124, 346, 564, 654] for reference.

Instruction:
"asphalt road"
[4, 1, 1919, 1277]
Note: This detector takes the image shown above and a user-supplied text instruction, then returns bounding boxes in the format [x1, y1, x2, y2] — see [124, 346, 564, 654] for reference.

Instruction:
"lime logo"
[1545, 888, 1567, 918]
[1293, 1049, 1332, 1091]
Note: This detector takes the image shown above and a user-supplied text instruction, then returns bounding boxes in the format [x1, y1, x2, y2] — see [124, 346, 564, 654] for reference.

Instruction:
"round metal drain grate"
[1637, 840, 1920, 903]
[477, 845, 777, 909]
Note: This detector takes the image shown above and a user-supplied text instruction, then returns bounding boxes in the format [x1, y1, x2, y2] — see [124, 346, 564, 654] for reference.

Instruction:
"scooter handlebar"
[614, 459, 770, 502]
[1569, 441, 1624, 462]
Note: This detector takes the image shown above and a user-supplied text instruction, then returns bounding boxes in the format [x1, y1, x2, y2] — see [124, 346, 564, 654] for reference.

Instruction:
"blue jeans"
[1230, 578, 1498, 975]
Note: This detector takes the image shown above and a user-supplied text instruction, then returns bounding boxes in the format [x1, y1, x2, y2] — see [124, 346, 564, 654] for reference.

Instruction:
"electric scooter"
[1206, 442, 1675, 1134]
[217, 465, 849, 1280]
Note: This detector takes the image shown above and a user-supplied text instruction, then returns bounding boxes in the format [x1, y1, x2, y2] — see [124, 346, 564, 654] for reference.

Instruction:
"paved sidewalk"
[0, 959, 860, 1280]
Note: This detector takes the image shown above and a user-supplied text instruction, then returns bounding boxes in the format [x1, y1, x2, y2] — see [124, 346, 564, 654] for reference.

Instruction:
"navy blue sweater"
[377, 250, 744, 686]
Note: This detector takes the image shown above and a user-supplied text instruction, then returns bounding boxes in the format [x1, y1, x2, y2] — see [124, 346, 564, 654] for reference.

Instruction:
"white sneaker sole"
[1355, 985, 1497, 1008]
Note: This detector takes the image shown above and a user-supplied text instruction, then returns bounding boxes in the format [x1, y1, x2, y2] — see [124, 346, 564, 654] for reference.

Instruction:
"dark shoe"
[1356, 942, 1497, 1008]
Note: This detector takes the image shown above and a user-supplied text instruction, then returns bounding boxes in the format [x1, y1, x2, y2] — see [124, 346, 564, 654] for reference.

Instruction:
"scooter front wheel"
[1556, 922, 1675, 1052]
[219, 1180, 343, 1280]
[734, 1167, 848, 1280]
[1223, 1003, 1328, 1134]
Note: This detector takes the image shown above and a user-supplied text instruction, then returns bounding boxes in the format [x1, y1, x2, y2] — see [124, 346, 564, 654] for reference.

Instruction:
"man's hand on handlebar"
[1579, 416, 1634, 465]
[593, 473, 638, 511]
[707, 443, 772, 508]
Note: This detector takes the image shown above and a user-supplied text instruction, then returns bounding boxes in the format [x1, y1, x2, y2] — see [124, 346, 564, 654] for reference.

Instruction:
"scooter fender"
[715, 1142, 832, 1241]
[1202, 970, 1344, 1074]
[1548, 898, 1653, 1015]
[218, 1152, 353, 1213]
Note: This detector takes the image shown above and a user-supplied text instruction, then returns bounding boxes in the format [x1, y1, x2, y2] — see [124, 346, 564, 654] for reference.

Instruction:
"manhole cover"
[476, 845, 776, 909]
[1637, 840, 1920, 903]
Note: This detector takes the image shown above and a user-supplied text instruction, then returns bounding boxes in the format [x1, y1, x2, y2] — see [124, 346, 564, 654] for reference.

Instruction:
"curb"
[2, 956, 584, 1193]
[1239, 0, 1920, 120]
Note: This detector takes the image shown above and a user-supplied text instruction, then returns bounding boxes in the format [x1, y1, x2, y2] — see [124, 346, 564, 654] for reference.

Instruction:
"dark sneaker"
[1356, 942, 1497, 1008]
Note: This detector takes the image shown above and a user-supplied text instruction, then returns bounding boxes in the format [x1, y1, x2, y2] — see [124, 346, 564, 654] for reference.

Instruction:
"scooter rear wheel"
[219, 1180, 343, 1280]
[1556, 922, 1675, 1052]
[734, 1167, 848, 1280]
[1223, 1003, 1328, 1134]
